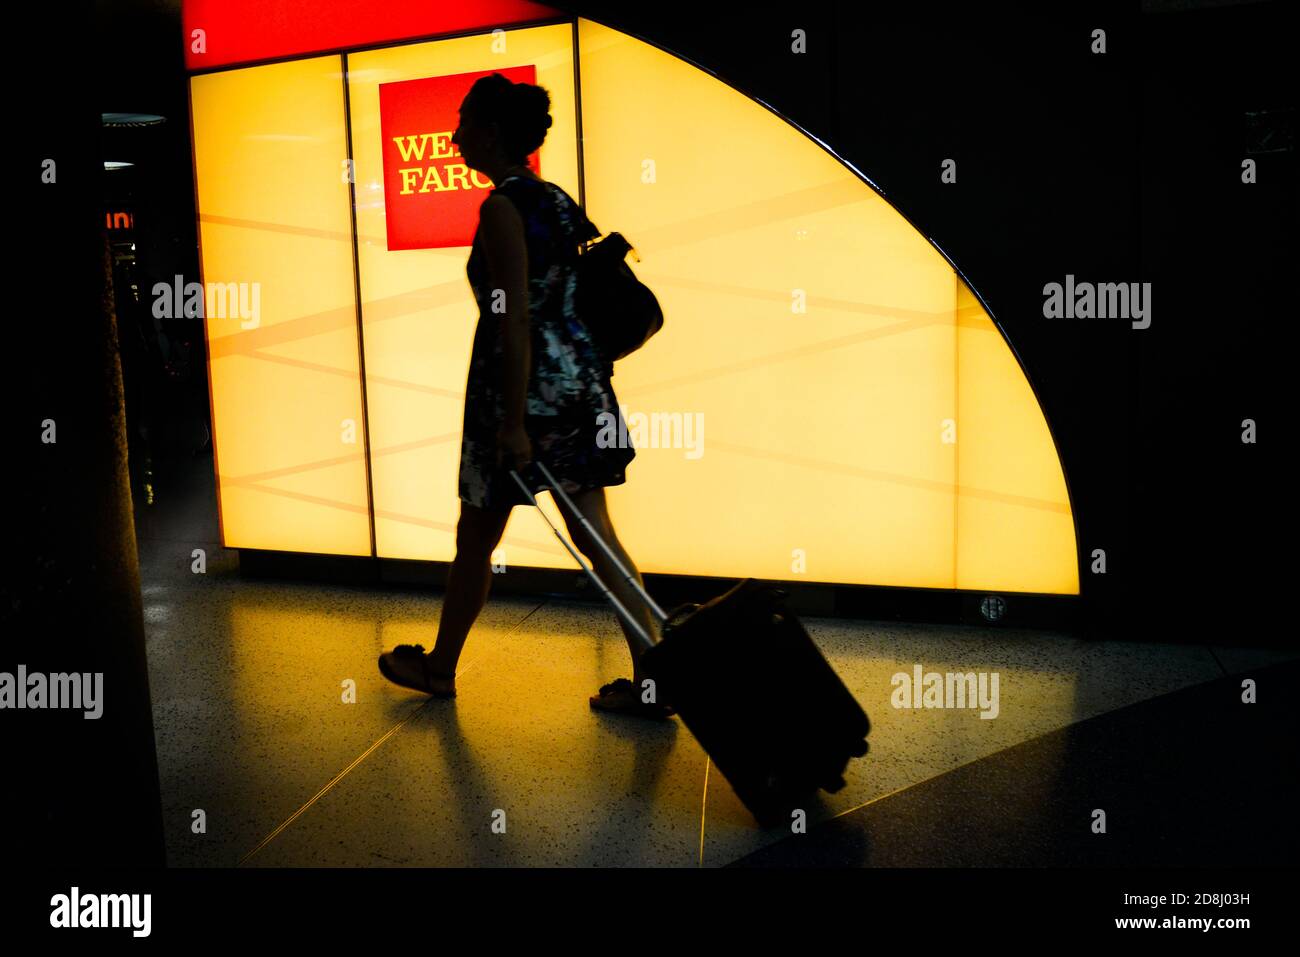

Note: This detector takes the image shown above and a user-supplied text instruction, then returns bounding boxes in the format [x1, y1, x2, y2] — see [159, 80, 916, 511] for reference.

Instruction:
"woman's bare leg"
[426, 501, 513, 676]
[562, 487, 660, 687]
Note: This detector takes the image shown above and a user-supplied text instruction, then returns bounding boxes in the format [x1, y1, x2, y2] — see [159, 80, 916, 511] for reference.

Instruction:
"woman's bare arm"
[478, 193, 530, 429]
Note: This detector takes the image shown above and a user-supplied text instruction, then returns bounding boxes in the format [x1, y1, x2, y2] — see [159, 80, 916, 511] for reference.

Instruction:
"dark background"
[6, 0, 1291, 868]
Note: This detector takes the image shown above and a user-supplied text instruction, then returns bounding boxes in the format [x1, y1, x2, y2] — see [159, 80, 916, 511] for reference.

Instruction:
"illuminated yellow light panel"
[191, 19, 1079, 595]
[191, 55, 371, 556]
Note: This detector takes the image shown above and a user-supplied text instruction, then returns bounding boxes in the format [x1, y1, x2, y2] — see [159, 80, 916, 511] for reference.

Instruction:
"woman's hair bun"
[469, 73, 553, 164]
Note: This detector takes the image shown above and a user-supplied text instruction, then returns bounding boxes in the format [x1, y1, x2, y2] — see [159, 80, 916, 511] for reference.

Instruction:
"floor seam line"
[235, 597, 550, 866]
[697, 759, 710, 867]
[236, 705, 427, 867]
[823, 665, 1244, 826]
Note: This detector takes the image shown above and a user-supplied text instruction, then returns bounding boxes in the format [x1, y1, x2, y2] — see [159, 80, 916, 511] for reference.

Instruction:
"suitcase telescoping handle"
[509, 460, 667, 654]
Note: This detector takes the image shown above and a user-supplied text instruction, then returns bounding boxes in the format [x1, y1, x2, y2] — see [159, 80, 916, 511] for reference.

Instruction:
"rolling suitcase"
[510, 460, 871, 827]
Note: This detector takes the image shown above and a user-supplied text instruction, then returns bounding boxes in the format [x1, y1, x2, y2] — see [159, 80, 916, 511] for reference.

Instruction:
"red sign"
[183, 0, 562, 72]
[379, 66, 540, 251]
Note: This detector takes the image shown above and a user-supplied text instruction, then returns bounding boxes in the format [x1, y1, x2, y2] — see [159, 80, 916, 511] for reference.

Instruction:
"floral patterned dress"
[458, 173, 636, 510]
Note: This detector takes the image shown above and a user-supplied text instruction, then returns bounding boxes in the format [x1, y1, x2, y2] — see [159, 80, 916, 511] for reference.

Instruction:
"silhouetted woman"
[379, 73, 669, 719]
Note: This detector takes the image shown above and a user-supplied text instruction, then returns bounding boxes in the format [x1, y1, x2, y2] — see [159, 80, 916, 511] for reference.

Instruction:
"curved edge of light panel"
[575, 17, 1079, 596]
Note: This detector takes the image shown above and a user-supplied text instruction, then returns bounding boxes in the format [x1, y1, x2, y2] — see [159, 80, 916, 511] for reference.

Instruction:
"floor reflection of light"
[143, 604, 171, 625]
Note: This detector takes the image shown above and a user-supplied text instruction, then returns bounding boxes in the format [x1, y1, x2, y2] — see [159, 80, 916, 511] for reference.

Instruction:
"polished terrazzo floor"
[731, 655, 1300, 866]
[128, 450, 1297, 867]
[134, 528, 1298, 867]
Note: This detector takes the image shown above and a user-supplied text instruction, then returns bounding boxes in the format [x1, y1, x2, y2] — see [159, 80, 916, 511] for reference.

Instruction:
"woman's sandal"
[378, 643, 456, 697]
[589, 677, 675, 721]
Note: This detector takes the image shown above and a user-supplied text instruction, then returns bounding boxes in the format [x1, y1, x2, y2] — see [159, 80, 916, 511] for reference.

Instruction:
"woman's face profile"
[451, 101, 496, 174]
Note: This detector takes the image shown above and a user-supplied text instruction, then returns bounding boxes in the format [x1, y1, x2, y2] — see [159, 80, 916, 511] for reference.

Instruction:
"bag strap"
[544, 183, 601, 257]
